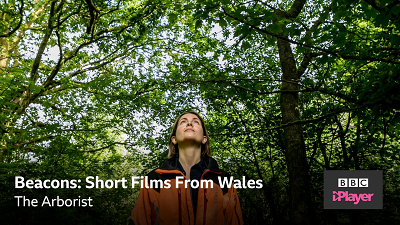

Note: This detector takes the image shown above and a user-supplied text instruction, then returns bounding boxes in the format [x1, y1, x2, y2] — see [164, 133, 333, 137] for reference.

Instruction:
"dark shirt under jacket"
[177, 157, 206, 216]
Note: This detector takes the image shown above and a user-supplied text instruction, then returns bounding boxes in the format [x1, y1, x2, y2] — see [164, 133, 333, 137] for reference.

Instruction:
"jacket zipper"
[203, 188, 207, 225]
[197, 170, 222, 225]
[178, 188, 182, 225]
[157, 168, 222, 225]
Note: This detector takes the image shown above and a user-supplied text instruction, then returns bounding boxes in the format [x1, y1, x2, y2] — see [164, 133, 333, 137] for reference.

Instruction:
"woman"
[130, 111, 243, 225]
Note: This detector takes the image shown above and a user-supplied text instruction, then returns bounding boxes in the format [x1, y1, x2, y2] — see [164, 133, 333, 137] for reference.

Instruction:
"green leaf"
[375, 12, 390, 27]
[195, 20, 202, 29]
[241, 41, 251, 50]
[267, 23, 283, 34]
[169, 13, 178, 23]
[218, 18, 227, 28]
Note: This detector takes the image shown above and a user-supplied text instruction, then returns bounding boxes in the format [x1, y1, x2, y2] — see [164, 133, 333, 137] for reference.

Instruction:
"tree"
[1, 0, 399, 224]
[154, 0, 400, 223]
[0, 0, 180, 223]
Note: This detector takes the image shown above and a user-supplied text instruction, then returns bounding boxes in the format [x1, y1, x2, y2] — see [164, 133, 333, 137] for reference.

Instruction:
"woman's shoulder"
[144, 157, 180, 179]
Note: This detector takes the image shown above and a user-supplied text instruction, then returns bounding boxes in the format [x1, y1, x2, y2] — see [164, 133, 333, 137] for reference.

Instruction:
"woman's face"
[172, 113, 207, 147]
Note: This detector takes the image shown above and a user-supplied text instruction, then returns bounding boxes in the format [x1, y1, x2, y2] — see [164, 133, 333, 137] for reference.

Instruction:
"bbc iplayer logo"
[324, 170, 382, 209]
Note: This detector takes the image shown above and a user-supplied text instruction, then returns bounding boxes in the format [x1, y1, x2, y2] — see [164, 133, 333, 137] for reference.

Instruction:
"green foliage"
[1, 0, 399, 224]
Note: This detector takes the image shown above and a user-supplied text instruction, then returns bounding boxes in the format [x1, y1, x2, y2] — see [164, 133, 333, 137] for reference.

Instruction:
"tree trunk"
[277, 35, 312, 225]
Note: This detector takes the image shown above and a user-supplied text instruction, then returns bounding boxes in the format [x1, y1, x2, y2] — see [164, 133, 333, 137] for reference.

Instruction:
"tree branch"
[0, 0, 24, 38]
[210, 105, 367, 137]
[82, 142, 134, 153]
[221, 7, 400, 65]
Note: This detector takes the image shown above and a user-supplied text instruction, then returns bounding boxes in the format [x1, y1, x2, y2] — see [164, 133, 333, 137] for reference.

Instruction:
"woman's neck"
[178, 146, 201, 179]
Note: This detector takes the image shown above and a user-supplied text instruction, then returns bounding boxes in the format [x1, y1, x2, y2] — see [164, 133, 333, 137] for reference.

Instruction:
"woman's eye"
[180, 120, 187, 125]
[194, 121, 200, 125]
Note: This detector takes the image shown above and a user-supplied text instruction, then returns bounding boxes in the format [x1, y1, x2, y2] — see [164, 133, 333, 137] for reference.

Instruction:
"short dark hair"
[168, 111, 211, 158]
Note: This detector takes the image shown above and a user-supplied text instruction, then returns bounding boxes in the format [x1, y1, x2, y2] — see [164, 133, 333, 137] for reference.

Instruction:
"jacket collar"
[159, 156, 222, 173]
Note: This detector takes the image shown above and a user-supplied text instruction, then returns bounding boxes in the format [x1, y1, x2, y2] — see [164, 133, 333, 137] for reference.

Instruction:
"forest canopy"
[0, 0, 399, 224]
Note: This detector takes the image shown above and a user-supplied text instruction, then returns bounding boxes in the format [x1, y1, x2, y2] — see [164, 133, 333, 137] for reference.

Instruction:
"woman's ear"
[202, 136, 207, 144]
[172, 136, 177, 145]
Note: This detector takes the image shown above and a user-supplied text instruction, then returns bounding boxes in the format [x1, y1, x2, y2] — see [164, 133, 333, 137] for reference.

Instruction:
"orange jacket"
[130, 157, 243, 225]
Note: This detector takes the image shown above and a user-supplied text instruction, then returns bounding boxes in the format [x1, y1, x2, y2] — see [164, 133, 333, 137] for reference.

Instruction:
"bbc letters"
[324, 170, 383, 209]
